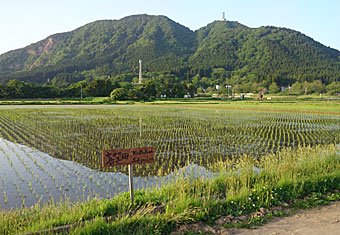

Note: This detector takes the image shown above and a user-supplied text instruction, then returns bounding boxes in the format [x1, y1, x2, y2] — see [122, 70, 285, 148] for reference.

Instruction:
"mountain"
[192, 21, 340, 84]
[0, 14, 340, 85]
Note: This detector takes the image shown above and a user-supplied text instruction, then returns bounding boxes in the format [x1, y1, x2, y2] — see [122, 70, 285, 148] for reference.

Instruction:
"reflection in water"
[0, 138, 215, 210]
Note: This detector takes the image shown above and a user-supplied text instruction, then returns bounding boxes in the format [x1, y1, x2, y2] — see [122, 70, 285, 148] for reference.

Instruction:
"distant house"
[216, 85, 221, 90]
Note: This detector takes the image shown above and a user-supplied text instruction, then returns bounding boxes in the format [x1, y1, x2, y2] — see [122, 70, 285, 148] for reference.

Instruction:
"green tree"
[269, 82, 279, 94]
[0, 84, 6, 98]
[110, 88, 128, 100]
[239, 82, 252, 93]
[192, 74, 201, 87]
[65, 80, 88, 97]
[200, 77, 211, 89]
[307, 80, 325, 94]
[289, 82, 303, 95]
[84, 79, 116, 97]
[186, 83, 197, 96]
[127, 86, 148, 101]
[5, 80, 27, 98]
[143, 80, 157, 98]
[33, 85, 62, 98]
[326, 82, 340, 95]
[251, 82, 265, 93]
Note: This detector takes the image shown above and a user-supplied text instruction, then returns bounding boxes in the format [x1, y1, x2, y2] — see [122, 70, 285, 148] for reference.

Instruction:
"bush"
[110, 88, 128, 101]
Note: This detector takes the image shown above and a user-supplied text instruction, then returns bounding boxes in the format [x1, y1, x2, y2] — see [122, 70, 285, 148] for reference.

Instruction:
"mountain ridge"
[0, 14, 339, 85]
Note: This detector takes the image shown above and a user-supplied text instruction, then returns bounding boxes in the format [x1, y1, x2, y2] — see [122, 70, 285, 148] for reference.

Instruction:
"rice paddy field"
[0, 101, 340, 211]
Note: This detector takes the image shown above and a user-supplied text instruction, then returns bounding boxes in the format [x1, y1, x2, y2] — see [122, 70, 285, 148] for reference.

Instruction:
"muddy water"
[0, 138, 215, 210]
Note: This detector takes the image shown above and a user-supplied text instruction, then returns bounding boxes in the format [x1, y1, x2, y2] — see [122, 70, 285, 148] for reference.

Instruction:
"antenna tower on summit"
[220, 12, 226, 21]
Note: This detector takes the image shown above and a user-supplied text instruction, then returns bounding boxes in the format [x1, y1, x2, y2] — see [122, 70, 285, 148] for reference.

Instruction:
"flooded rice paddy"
[0, 137, 213, 210]
[0, 104, 340, 210]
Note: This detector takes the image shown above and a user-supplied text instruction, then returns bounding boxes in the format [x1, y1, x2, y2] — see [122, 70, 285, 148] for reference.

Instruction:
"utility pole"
[128, 164, 134, 202]
[226, 85, 232, 99]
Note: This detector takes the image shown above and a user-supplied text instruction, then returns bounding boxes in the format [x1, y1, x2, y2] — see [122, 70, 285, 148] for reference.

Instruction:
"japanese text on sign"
[102, 147, 155, 167]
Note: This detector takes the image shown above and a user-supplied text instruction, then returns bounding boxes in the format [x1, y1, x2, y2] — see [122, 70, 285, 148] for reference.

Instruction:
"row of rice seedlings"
[0, 140, 47, 207]
[0, 138, 104, 209]
[0, 141, 26, 184]
[0, 106, 339, 179]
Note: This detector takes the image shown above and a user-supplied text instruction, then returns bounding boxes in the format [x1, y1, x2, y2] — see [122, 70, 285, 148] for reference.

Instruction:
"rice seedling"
[0, 103, 339, 211]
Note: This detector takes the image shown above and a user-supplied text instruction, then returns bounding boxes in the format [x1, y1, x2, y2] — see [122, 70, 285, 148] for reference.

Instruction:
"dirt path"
[173, 201, 340, 235]
[228, 201, 340, 235]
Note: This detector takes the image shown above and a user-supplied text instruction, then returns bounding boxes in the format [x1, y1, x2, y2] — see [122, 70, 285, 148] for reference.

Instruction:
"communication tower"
[138, 60, 143, 84]
[220, 12, 226, 21]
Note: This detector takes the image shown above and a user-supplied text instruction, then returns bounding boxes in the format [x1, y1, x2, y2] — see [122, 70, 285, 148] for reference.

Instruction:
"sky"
[1, 0, 340, 55]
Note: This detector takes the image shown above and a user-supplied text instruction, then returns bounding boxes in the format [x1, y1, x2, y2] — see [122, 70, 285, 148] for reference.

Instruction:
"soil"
[173, 201, 340, 235]
[232, 201, 340, 235]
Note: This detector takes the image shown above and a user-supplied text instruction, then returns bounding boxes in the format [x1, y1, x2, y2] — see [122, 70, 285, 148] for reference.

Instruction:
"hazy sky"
[1, 0, 339, 55]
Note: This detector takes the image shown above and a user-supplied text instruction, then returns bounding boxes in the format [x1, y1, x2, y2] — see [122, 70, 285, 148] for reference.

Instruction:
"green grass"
[1, 144, 340, 234]
[177, 100, 340, 113]
[0, 97, 115, 105]
[1, 95, 340, 106]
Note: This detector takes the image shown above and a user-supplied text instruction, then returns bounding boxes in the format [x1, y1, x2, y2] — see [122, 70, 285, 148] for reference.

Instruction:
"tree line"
[1, 71, 340, 100]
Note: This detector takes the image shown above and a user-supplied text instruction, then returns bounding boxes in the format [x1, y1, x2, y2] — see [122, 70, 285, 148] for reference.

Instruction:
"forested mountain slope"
[0, 14, 339, 85]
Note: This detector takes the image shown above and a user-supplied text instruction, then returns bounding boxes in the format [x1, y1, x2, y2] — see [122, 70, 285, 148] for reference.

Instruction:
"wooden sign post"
[102, 147, 155, 202]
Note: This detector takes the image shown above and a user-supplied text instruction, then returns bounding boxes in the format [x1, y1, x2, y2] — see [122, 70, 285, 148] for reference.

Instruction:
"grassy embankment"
[0, 93, 339, 106]
[1, 144, 340, 234]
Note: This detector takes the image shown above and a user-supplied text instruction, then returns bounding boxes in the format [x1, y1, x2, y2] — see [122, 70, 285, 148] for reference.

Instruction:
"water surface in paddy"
[0, 138, 214, 210]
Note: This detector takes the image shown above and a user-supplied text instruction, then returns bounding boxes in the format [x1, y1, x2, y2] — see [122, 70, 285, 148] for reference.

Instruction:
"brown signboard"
[102, 147, 155, 167]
